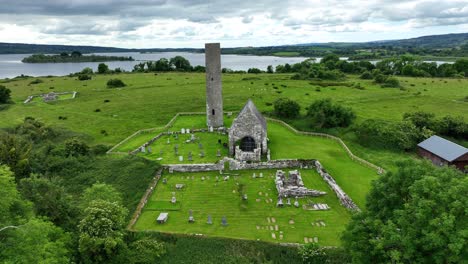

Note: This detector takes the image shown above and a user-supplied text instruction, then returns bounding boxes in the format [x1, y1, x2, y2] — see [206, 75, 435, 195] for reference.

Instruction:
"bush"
[273, 98, 301, 118]
[64, 138, 89, 157]
[107, 79, 126, 88]
[80, 67, 93, 75]
[307, 99, 356, 128]
[381, 77, 400, 88]
[97, 63, 109, 74]
[359, 71, 373, 79]
[78, 74, 91, 81]
[29, 79, 43, 85]
[247, 68, 262, 74]
[0, 85, 12, 104]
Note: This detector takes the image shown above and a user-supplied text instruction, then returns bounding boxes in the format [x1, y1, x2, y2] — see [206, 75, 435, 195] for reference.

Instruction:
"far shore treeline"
[22, 51, 134, 63]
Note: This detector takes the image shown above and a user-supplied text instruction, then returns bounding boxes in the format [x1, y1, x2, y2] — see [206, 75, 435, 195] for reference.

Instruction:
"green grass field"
[134, 169, 351, 246]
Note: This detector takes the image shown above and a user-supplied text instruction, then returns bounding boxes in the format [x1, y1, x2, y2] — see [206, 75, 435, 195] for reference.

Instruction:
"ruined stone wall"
[165, 162, 224, 173]
[225, 158, 316, 170]
[314, 161, 360, 211]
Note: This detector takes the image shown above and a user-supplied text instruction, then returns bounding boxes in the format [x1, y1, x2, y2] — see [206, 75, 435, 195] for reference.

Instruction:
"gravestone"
[190, 134, 196, 141]
[200, 151, 205, 157]
[216, 149, 221, 157]
[179, 156, 184, 162]
[167, 138, 170, 144]
[186, 128, 190, 134]
[198, 143, 203, 149]
[294, 197, 300, 208]
[259, 172, 263, 178]
[242, 194, 248, 200]
[162, 178, 167, 184]
[221, 216, 228, 226]
[252, 173, 256, 178]
[277, 197, 284, 207]
[207, 215, 213, 224]
[181, 128, 186, 134]
[171, 196, 176, 204]
[175, 133, 179, 140]
[188, 152, 193, 161]
[209, 126, 214, 132]
[201, 176, 205, 181]
[188, 210, 194, 223]
[141, 146, 146, 153]
[147, 146, 152, 153]
[286, 198, 291, 206]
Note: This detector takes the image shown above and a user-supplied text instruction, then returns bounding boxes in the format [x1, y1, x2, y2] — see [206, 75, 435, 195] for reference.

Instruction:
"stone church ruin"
[275, 170, 326, 198]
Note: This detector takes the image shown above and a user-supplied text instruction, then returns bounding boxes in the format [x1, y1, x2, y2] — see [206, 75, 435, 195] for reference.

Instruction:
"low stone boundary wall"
[314, 161, 360, 211]
[165, 162, 224, 173]
[226, 158, 316, 170]
[127, 168, 163, 230]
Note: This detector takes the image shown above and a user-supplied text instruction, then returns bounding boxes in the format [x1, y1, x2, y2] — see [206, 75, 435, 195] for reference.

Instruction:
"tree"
[0, 165, 31, 226]
[80, 67, 94, 74]
[342, 160, 467, 263]
[97, 63, 109, 74]
[0, 85, 11, 104]
[299, 243, 327, 263]
[127, 237, 166, 263]
[0, 218, 71, 263]
[64, 137, 89, 157]
[0, 133, 32, 181]
[273, 98, 301, 118]
[453, 58, 468, 76]
[80, 183, 123, 209]
[60, 52, 69, 57]
[169, 56, 191, 71]
[20, 176, 76, 228]
[403, 111, 436, 130]
[320, 54, 340, 65]
[71, 51, 82, 57]
[78, 200, 128, 263]
[359, 71, 373, 80]
[307, 99, 355, 128]
[247, 68, 262, 74]
[266, 65, 274, 73]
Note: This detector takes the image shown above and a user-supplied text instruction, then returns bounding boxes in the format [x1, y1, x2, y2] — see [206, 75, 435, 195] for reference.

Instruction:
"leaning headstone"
[181, 128, 186, 134]
[207, 215, 212, 224]
[179, 156, 184, 162]
[221, 216, 228, 226]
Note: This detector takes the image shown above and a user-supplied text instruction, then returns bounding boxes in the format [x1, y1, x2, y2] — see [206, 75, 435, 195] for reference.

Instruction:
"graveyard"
[134, 169, 352, 246]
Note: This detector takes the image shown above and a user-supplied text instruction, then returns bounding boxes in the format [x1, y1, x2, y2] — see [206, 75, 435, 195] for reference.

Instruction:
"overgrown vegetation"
[22, 52, 134, 63]
[107, 78, 126, 88]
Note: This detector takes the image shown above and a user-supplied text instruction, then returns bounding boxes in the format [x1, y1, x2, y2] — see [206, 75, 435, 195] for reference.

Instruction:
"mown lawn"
[134, 169, 351, 246]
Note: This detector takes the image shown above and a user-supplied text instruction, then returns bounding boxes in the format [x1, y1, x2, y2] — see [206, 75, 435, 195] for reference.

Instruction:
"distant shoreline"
[22, 54, 135, 63]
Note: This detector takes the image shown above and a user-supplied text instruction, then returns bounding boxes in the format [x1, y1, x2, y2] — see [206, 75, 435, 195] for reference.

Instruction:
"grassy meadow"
[134, 169, 351, 246]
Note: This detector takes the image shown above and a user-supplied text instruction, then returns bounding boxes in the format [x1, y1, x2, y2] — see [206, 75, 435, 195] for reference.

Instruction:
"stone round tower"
[205, 43, 224, 128]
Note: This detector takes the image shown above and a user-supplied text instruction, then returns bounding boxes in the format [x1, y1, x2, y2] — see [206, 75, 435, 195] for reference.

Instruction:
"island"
[21, 51, 134, 63]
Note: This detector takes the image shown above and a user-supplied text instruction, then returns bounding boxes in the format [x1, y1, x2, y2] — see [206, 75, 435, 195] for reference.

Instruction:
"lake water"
[0, 52, 453, 79]
[0, 52, 310, 79]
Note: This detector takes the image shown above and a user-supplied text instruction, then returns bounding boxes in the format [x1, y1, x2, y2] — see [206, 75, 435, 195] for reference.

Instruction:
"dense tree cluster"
[342, 160, 467, 263]
[0, 85, 12, 104]
[0, 118, 165, 263]
[307, 99, 356, 128]
[355, 111, 467, 151]
[133, 56, 200, 72]
[22, 53, 134, 63]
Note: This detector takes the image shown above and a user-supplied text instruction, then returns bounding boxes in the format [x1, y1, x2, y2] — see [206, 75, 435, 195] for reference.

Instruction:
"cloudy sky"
[0, 0, 467, 48]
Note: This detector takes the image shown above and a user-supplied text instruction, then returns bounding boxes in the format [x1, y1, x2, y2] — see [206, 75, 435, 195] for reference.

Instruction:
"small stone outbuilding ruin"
[275, 170, 326, 198]
[228, 99, 268, 161]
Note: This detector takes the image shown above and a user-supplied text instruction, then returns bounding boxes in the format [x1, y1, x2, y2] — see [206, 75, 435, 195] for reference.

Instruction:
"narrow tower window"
[212, 109, 215, 115]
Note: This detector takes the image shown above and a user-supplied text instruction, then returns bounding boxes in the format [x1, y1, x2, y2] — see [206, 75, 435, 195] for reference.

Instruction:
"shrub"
[307, 99, 356, 128]
[359, 71, 373, 79]
[29, 79, 43, 85]
[80, 67, 93, 75]
[78, 74, 92, 81]
[107, 79, 126, 88]
[381, 77, 400, 88]
[0, 85, 12, 104]
[273, 98, 301, 118]
[64, 138, 89, 157]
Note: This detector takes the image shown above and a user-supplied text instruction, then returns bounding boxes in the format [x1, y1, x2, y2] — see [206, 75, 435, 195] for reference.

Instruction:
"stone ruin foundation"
[275, 170, 326, 198]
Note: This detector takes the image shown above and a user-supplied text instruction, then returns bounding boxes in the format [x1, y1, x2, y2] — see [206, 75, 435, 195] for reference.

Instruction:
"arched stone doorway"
[240, 136, 256, 152]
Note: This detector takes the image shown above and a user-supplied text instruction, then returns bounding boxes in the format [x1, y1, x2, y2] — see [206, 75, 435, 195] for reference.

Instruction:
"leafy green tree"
[64, 137, 89, 157]
[403, 111, 436, 130]
[453, 58, 468, 76]
[299, 243, 327, 263]
[247, 68, 262, 74]
[71, 51, 82, 57]
[80, 67, 94, 74]
[0, 218, 71, 263]
[436, 115, 467, 139]
[80, 183, 123, 209]
[342, 160, 467, 263]
[320, 54, 340, 65]
[169, 56, 191, 71]
[78, 200, 128, 263]
[127, 237, 166, 263]
[273, 98, 301, 118]
[0, 85, 11, 104]
[97, 63, 109, 74]
[60, 52, 69, 57]
[266, 65, 274, 73]
[307, 99, 355, 128]
[0, 133, 32, 181]
[20, 176, 76, 228]
[0, 165, 31, 226]
[359, 71, 373, 79]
